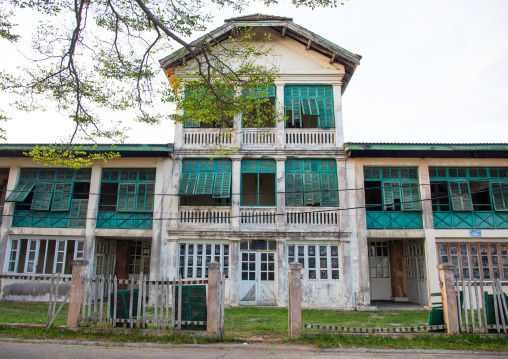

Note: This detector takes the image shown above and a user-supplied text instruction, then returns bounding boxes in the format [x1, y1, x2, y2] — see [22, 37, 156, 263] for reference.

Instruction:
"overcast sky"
[1, 0, 507, 145]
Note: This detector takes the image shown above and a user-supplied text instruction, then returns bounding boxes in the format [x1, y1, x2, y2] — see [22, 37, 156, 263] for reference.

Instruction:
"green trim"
[51, 183, 73, 211]
[429, 167, 508, 181]
[240, 159, 276, 206]
[20, 168, 91, 182]
[101, 168, 156, 182]
[180, 159, 232, 200]
[433, 211, 508, 229]
[0, 144, 173, 153]
[345, 143, 508, 152]
[367, 211, 423, 229]
[364, 167, 419, 181]
[284, 86, 335, 128]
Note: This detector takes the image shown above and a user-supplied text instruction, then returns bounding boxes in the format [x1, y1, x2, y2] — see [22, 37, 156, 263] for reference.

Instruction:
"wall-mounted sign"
[469, 229, 482, 237]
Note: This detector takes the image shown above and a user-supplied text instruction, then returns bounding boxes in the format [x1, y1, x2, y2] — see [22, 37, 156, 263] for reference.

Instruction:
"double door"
[239, 251, 276, 305]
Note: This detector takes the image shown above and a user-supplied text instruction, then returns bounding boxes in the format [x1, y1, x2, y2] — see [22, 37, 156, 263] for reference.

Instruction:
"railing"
[182, 129, 233, 147]
[179, 207, 231, 226]
[12, 210, 85, 228]
[285, 129, 336, 147]
[434, 211, 508, 229]
[286, 207, 338, 227]
[241, 128, 276, 147]
[366, 211, 423, 229]
[240, 207, 277, 228]
[96, 212, 153, 230]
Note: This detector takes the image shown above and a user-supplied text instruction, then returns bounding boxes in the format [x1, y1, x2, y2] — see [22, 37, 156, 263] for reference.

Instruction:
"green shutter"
[317, 98, 335, 128]
[286, 173, 304, 206]
[179, 173, 198, 195]
[243, 85, 275, 98]
[69, 199, 88, 227]
[321, 173, 339, 206]
[195, 173, 214, 195]
[136, 183, 154, 211]
[213, 173, 231, 198]
[449, 181, 473, 211]
[117, 183, 137, 211]
[30, 182, 55, 210]
[300, 99, 319, 116]
[51, 183, 73, 211]
[303, 173, 321, 205]
[401, 182, 421, 211]
[491, 182, 508, 211]
[5, 182, 36, 202]
[382, 182, 401, 210]
[285, 98, 301, 126]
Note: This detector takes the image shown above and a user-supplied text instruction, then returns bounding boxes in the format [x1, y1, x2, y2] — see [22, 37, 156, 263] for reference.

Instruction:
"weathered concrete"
[288, 261, 303, 339]
[66, 260, 88, 329]
[438, 264, 459, 334]
[206, 261, 220, 335]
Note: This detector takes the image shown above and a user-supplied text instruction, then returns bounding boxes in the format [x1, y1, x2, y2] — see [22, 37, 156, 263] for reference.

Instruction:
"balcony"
[241, 128, 277, 149]
[286, 207, 339, 229]
[178, 207, 232, 228]
[285, 129, 336, 149]
[433, 211, 508, 229]
[96, 212, 153, 230]
[366, 211, 423, 229]
[182, 129, 233, 149]
[240, 207, 277, 229]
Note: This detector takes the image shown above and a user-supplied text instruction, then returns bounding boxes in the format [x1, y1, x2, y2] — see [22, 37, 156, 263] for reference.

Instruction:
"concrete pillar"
[233, 114, 242, 148]
[438, 264, 459, 334]
[332, 83, 344, 147]
[275, 83, 285, 150]
[288, 262, 302, 339]
[231, 157, 241, 229]
[67, 259, 89, 329]
[354, 160, 370, 306]
[275, 156, 286, 230]
[277, 239, 287, 306]
[0, 166, 19, 274]
[84, 165, 101, 276]
[167, 157, 182, 230]
[206, 261, 220, 335]
[174, 122, 183, 150]
[229, 239, 240, 306]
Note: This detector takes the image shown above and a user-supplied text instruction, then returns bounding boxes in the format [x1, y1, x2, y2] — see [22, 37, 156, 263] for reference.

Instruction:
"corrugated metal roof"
[344, 142, 508, 151]
[225, 14, 293, 22]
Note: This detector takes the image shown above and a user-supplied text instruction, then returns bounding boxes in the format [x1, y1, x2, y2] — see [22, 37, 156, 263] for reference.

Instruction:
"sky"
[1, 0, 507, 145]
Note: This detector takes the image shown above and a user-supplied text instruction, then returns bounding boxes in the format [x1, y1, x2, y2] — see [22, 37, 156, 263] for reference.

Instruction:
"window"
[369, 241, 389, 278]
[178, 243, 229, 279]
[99, 169, 155, 212]
[404, 241, 426, 281]
[430, 167, 508, 212]
[243, 85, 276, 128]
[241, 159, 276, 206]
[179, 159, 232, 206]
[129, 240, 151, 275]
[284, 86, 334, 128]
[183, 87, 234, 128]
[285, 159, 338, 207]
[287, 243, 339, 280]
[7, 238, 84, 275]
[364, 167, 421, 211]
[6, 169, 91, 227]
[438, 242, 508, 280]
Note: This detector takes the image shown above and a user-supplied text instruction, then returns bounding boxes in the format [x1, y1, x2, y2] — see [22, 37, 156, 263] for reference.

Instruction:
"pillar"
[277, 239, 287, 306]
[0, 166, 19, 274]
[288, 262, 302, 339]
[332, 83, 344, 146]
[275, 83, 285, 150]
[231, 157, 241, 229]
[84, 165, 101, 275]
[168, 157, 182, 230]
[207, 261, 220, 334]
[438, 264, 459, 334]
[67, 259, 89, 329]
[275, 156, 286, 230]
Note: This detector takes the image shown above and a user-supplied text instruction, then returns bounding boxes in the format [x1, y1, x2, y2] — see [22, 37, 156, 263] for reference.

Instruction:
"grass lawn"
[0, 301, 506, 351]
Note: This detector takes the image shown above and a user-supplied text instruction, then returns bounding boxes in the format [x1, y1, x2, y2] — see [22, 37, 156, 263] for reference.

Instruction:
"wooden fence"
[456, 279, 508, 334]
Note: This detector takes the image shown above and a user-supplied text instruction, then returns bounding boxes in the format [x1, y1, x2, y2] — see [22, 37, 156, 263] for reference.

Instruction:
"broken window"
[7, 238, 84, 275]
[241, 159, 276, 206]
[284, 86, 334, 128]
[179, 159, 232, 206]
[99, 169, 155, 212]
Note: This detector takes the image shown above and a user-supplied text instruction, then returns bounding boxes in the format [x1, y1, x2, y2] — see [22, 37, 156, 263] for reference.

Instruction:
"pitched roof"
[159, 14, 361, 94]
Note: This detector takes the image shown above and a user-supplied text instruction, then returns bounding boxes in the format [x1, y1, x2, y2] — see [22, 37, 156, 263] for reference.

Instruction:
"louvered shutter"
[30, 182, 55, 210]
[317, 98, 335, 128]
[195, 173, 214, 195]
[51, 183, 73, 211]
[244, 85, 275, 98]
[179, 173, 198, 195]
[213, 172, 231, 198]
[491, 182, 508, 211]
[285, 98, 301, 126]
[382, 182, 400, 210]
[449, 182, 473, 211]
[69, 199, 88, 227]
[136, 183, 154, 211]
[5, 182, 36, 202]
[286, 173, 303, 206]
[117, 183, 137, 211]
[300, 99, 319, 116]
[321, 173, 339, 206]
[401, 182, 421, 211]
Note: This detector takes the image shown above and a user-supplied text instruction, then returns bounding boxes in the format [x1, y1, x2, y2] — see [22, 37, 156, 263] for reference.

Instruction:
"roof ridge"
[224, 14, 293, 23]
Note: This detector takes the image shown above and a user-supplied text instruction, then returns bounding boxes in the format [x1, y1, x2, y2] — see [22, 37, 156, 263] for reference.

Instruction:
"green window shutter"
[31, 182, 55, 210]
[401, 182, 421, 211]
[184, 118, 200, 128]
[382, 182, 401, 210]
[300, 99, 319, 116]
[449, 181, 473, 211]
[117, 183, 137, 211]
[303, 173, 321, 205]
[51, 183, 73, 211]
[491, 182, 508, 211]
[179, 173, 198, 195]
[286, 173, 304, 206]
[195, 173, 214, 195]
[213, 172, 231, 198]
[317, 98, 335, 128]
[69, 199, 88, 227]
[321, 173, 339, 206]
[285, 98, 301, 126]
[5, 182, 36, 202]
[244, 85, 275, 98]
[136, 183, 154, 211]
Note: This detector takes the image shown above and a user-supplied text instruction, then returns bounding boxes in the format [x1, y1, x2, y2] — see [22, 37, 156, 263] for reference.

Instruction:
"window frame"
[284, 85, 335, 128]
[286, 243, 340, 280]
[178, 242, 230, 279]
[240, 159, 276, 207]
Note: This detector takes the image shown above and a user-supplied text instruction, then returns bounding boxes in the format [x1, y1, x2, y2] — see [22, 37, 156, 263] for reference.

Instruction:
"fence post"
[288, 262, 303, 339]
[207, 261, 220, 335]
[437, 264, 459, 334]
[67, 259, 89, 329]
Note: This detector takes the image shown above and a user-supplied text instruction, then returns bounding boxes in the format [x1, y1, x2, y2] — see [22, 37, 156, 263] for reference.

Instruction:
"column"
[354, 160, 370, 306]
[229, 238, 240, 305]
[275, 156, 286, 230]
[231, 156, 242, 229]
[206, 261, 220, 334]
[277, 239, 287, 306]
[167, 157, 182, 230]
[288, 262, 303, 339]
[233, 114, 242, 148]
[0, 166, 19, 273]
[275, 83, 285, 150]
[174, 123, 183, 150]
[84, 165, 101, 276]
[332, 83, 344, 147]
